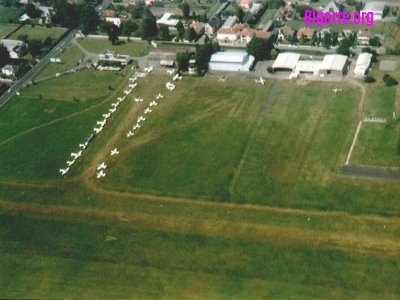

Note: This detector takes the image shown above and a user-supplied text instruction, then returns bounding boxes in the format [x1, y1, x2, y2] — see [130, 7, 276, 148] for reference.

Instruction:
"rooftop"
[362, 2, 385, 12]
[272, 52, 301, 69]
[319, 54, 347, 71]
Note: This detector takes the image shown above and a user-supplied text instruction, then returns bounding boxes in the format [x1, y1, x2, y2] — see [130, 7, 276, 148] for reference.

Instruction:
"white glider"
[60, 167, 70, 175]
[167, 69, 175, 75]
[96, 170, 106, 178]
[111, 148, 119, 155]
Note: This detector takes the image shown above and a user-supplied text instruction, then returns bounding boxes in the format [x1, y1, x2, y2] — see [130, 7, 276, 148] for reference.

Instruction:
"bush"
[364, 76, 375, 83]
[384, 76, 398, 87]
[383, 74, 390, 81]
[267, 66, 274, 73]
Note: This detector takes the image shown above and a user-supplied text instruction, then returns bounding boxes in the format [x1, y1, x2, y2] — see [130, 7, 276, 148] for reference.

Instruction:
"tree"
[287, 35, 298, 45]
[107, 24, 119, 45]
[140, 17, 157, 38]
[364, 76, 376, 83]
[18, 34, 29, 43]
[176, 21, 185, 39]
[27, 3, 42, 18]
[269, 0, 284, 9]
[212, 42, 220, 52]
[195, 42, 214, 71]
[43, 37, 53, 49]
[384, 75, 398, 87]
[184, 27, 196, 41]
[236, 6, 244, 22]
[296, 5, 309, 18]
[369, 37, 381, 47]
[201, 13, 208, 23]
[362, 47, 377, 55]
[122, 20, 138, 36]
[80, 4, 99, 34]
[0, 45, 11, 68]
[28, 39, 43, 58]
[176, 51, 189, 71]
[336, 38, 352, 56]
[1, 0, 19, 7]
[322, 33, 332, 48]
[158, 25, 169, 40]
[246, 37, 273, 60]
[128, 0, 145, 19]
[181, 2, 190, 19]
[345, 0, 356, 5]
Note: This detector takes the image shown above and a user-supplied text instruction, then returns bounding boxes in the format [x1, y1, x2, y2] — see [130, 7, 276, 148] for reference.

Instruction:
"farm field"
[77, 39, 152, 57]
[35, 44, 85, 81]
[1, 72, 400, 297]
[0, 23, 19, 38]
[8, 25, 67, 42]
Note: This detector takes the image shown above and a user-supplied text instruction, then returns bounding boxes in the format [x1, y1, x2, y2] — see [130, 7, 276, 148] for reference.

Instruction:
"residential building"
[222, 16, 238, 29]
[1, 65, 19, 77]
[238, 0, 253, 10]
[255, 31, 271, 39]
[105, 17, 121, 27]
[297, 27, 315, 40]
[1, 39, 27, 59]
[338, 29, 353, 42]
[102, 10, 116, 18]
[241, 28, 255, 43]
[205, 15, 220, 36]
[361, 2, 385, 20]
[156, 13, 179, 27]
[277, 26, 295, 40]
[357, 30, 375, 45]
[323, 0, 341, 13]
[190, 22, 204, 35]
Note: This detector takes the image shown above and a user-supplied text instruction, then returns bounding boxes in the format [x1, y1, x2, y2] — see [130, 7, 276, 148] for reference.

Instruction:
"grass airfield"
[1, 69, 400, 298]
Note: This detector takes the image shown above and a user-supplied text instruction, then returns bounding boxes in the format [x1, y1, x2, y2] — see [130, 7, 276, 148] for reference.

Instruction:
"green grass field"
[0, 6, 25, 23]
[0, 23, 19, 38]
[8, 25, 67, 42]
[35, 44, 85, 81]
[77, 39, 152, 56]
[23, 68, 124, 101]
[351, 123, 400, 167]
[1, 70, 400, 298]
[287, 19, 384, 33]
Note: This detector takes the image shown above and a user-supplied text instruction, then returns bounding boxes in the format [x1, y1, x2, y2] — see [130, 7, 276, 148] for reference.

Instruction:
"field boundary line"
[345, 121, 363, 165]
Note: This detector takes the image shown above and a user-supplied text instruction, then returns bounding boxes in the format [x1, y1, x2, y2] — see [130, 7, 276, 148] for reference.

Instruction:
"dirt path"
[348, 78, 366, 116]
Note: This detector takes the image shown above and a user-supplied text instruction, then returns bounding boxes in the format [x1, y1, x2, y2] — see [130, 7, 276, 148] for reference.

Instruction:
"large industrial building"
[354, 53, 372, 76]
[272, 53, 348, 76]
[208, 51, 255, 72]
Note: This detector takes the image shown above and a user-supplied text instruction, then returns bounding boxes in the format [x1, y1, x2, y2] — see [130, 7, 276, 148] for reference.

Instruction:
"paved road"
[0, 0, 113, 109]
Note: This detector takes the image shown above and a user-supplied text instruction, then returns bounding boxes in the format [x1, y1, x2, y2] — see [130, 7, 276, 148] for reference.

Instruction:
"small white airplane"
[144, 66, 153, 73]
[71, 151, 82, 159]
[103, 113, 111, 118]
[137, 116, 146, 122]
[144, 107, 152, 114]
[333, 88, 343, 94]
[111, 102, 119, 108]
[129, 76, 137, 82]
[156, 93, 163, 100]
[117, 97, 124, 102]
[165, 82, 174, 88]
[167, 86, 175, 91]
[173, 73, 182, 81]
[124, 90, 130, 95]
[111, 148, 119, 155]
[109, 107, 117, 113]
[96, 170, 106, 178]
[149, 101, 157, 107]
[97, 120, 107, 126]
[255, 76, 265, 85]
[94, 127, 103, 134]
[66, 160, 75, 166]
[79, 142, 88, 149]
[59, 167, 70, 175]
[129, 83, 137, 89]
[167, 69, 175, 75]
[97, 162, 107, 170]
[134, 97, 143, 103]
[126, 131, 134, 137]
